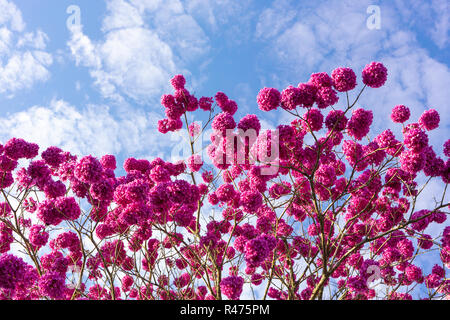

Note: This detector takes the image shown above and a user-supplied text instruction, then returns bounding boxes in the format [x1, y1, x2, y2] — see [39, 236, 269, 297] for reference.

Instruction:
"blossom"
[3, 138, 39, 160]
[220, 276, 244, 300]
[38, 271, 66, 299]
[240, 190, 263, 213]
[309, 72, 333, 88]
[90, 180, 114, 201]
[257, 87, 281, 111]
[375, 129, 403, 156]
[238, 114, 261, 135]
[0, 63, 448, 301]
[281, 86, 302, 110]
[296, 83, 317, 108]
[399, 149, 425, 174]
[199, 96, 214, 111]
[55, 197, 81, 221]
[303, 108, 323, 132]
[403, 125, 428, 153]
[187, 155, 203, 172]
[405, 264, 423, 283]
[212, 112, 236, 133]
[315, 86, 339, 109]
[29, 225, 49, 247]
[37, 199, 63, 226]
[325, 110, 348, 132]
[0, 155, 18, 172]
[74, 155, 103, 184]
[418, 109, 440, 131]
[362, 61, 388, 88]
[244, 235, 276, 267]
[216, 184, 236, 202]
[171, 75, 186, 90]
[0, 202, 11, 218]
[347, 108, 373, 140]
[331, 67, 357, 92]
[443, 139, 450, 158]
[0, 254, 29, 290]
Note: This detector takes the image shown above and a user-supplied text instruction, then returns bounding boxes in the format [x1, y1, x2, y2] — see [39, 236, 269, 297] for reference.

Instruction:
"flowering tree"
[0, 62, 449, 300]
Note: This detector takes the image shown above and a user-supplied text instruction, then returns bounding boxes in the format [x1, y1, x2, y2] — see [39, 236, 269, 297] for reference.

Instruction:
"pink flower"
[375, 129, 403, 156]
[309, 72, 333, 88]
[199, 96, 214, 111]
[29, 225, 49, 247]
[188, 122, 201, 137]
[187, 155, 203, 172]
[325, 110, 348, 131]
[281, 85, 302, 110]
[0, 254, 29, 290]
[391, 105, 410, 123]
[362, 61, 388, 88]
[122, 275, 134, 292]
[0, 202, 11, 218]
[244, 235, 275, 267]
[347, 108, 373, 141]
[417, 234, 433, 250]
[303, 108, 323, 132]
[257, 87, 281, 111]
[37, 199, 63, 226]
[405, 264, 423, 283]
[342, 140, 368, 171]
[3, 138, 39, 160]
[90, 180, 114, 201]
[38, 271, 66, 299]
[444, 139, 450, 158]
[222, 100, 238, 115]
[331, 67, 357, 92]
[399, 149, 425, 174]
[74, 155, 103, 184]
[171, 75, 186, 90]
[216, 183, 236, 202]
[212, 112, 236, 133]
[403, 125, 428, 153]
[296, 83, 317, 108]
[220, 276, 244, 300]
[316, 86, 339, 109]
[240, 190, 263, 213]
[315, 164, 336, 187]
[55, 197, 81, 221]
[419, 109, 440, 131]
[238, 114, 261, 135]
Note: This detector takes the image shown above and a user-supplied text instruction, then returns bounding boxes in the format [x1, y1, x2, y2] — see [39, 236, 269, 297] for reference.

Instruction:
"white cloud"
[393, 0, 449, 50]
[68, 0, 210, 105]
[17, 30, 49, 50]
[429, 0, 449, 48]
[0, 99, 171, 159]
[0, 0, 52, 97]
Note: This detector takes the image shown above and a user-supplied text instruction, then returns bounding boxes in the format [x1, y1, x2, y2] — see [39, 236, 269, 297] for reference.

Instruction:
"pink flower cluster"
[0, 61, 448, 301]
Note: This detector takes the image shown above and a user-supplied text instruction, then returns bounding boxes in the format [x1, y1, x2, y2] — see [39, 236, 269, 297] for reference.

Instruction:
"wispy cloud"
[0, 0, 53, 97]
